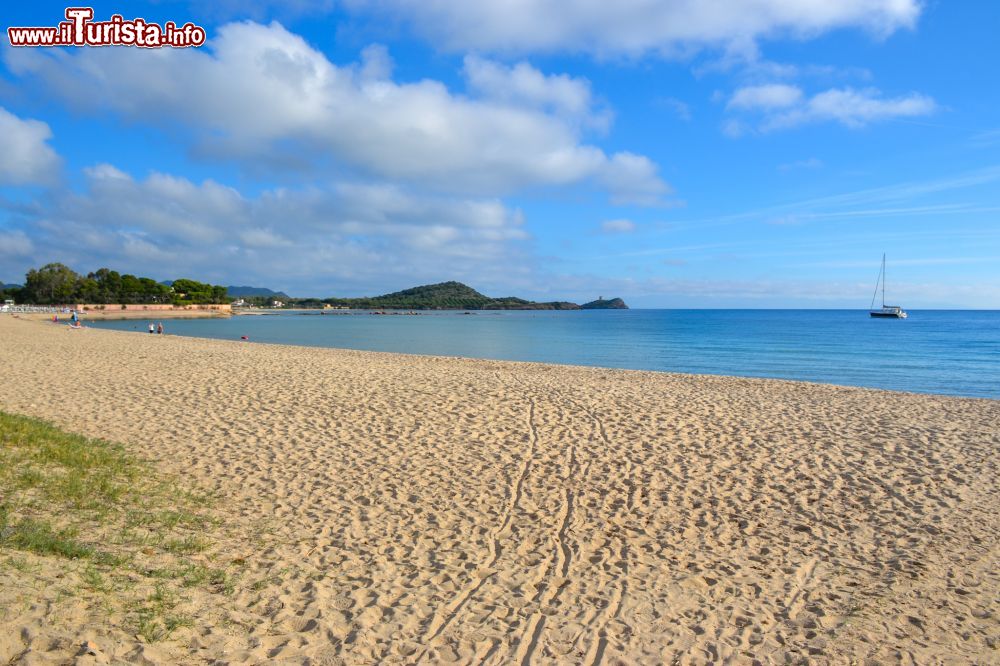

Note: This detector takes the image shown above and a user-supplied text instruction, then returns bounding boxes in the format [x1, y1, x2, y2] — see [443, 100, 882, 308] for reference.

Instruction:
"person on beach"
[156, 322, 163, 335]
[148, 322, 155, 334]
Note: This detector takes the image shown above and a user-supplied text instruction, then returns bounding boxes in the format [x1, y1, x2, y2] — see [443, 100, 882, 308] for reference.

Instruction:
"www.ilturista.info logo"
[8, 7, 206, 48]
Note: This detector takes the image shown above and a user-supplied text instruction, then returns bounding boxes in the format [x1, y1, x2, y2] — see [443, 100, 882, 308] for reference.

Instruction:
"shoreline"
[17, 310, 229, 322]
[1, 314, 997, 663]
[84, 314, 998, 403]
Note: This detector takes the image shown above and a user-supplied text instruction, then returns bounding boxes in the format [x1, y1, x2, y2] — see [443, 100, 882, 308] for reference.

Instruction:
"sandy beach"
[0, 314, 997, 664]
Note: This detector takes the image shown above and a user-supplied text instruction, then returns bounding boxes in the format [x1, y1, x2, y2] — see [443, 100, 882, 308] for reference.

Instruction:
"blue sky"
[1, 1, 998, 307]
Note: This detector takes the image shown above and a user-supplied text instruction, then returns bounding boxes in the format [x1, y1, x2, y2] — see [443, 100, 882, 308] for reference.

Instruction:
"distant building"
[271, 300, 284, 308]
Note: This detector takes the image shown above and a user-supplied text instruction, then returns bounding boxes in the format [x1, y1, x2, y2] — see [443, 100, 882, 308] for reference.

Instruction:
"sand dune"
[1, 315, 997, 664]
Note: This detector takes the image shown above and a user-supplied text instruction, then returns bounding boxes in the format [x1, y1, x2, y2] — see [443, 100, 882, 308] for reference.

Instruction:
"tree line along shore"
[3, 264, 628, 311]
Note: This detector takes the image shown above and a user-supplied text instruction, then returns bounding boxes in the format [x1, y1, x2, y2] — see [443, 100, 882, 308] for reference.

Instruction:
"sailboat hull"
[869, 255, 906, 318]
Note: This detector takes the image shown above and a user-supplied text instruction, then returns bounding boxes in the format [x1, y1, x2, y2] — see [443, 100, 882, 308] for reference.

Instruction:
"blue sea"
[89, 310, 1000, 399]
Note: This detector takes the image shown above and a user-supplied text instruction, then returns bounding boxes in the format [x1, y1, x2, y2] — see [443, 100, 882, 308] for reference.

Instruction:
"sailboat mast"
[882, 253, 886, 307]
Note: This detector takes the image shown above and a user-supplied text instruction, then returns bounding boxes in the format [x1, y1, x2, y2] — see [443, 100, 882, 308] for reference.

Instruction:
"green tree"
[74, 277, 101, 303]
[170, 278, 227, 304]
[120, 274, 144, 304]
[1, 284, 24, 304]
[138, 277, 169, 302]
[89, 268, 122, 303]
[24, 263, 80, 304]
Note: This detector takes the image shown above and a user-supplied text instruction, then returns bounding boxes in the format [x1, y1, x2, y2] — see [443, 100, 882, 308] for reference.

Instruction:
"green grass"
[0, 410, 256, 642]
[0, 514, 93, 559]
[3, 554, 39, 573]
[0, 411, 139, 513]
[163, 536, 209, 556]
[80, 565, 113, 593]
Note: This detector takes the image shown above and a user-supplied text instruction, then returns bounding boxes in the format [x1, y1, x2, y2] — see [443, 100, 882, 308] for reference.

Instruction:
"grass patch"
[0, 412, 138, 512]
[163, 536, 209, 556]
[0, 410, 258, 642]
[80, 565, 113, 593]
[130, 584, 196, 642]
[134, 608, 193, 643]
[143, 562, 233, 595]
[0, 515, 93, 559]
[3, 554, 39, 574]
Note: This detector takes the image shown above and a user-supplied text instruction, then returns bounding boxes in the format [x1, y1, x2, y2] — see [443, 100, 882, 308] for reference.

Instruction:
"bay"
[90, 309, 1000, 399]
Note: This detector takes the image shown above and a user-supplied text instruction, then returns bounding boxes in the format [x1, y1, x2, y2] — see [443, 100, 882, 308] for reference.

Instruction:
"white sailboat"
[869, 254, 907, 318]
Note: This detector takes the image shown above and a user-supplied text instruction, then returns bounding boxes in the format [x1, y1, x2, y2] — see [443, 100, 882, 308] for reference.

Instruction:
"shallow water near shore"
[89, 309, 1000, 399]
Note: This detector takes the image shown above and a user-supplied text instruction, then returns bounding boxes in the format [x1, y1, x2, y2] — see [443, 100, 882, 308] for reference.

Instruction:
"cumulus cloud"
[77, 164, 245, 245]
[462, 55, 606, 127]
[0, 107, 61, 186]
[16, 164, 532, 294]
[600, 219, 636, 234]
[598, 152, 672, 205]
[342, 0, 921, 56]
[728, 84, 802, 110]
[4, 21, 667, 203]
[727, 85, 935, 132]
[358, 43, 394, 81]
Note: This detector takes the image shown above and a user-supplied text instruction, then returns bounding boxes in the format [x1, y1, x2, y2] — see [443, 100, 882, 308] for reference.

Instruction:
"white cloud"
[694, 38, 875, 85]
[0, 229, 35, 256]
[120, 234, 176, 263]
[599, 152, 672, 205]
[358, 43, 394, 81]
[728, 86, 936, 132]
[0, 107, 61, 186]
[240, 228, 295, 248]
[601, 219, 636, 234]
[342, 0, 921, 56]
[5, 21, 667, 203]
[728, 84, 803, 110]
[184, 0, 337, 22]
[462, 55, 605, 127]
[329, 182, 525, 235]
[82, 163, 130, 181]
[76, 164, 245, 245]
[18, 164, 533, 294]
[777, 87, 936, 128]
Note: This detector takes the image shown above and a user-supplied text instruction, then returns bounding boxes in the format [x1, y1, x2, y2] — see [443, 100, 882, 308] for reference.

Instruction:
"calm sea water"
[89, 310, 1000, 399]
